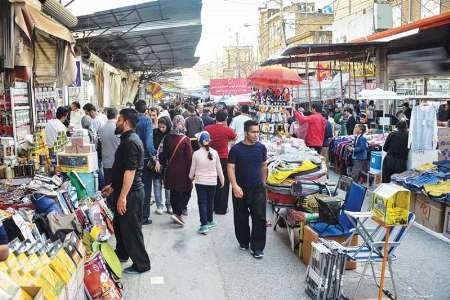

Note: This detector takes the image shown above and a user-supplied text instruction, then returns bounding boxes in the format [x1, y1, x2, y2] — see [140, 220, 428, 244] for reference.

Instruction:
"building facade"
[258, 2, 333, 63]
[332, 0, 450, 42]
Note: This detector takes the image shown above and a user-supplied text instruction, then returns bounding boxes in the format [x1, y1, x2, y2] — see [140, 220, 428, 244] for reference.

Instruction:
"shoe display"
[198, 225, 209, 235]
[250, 249, 264, 259]
[155, 208, 163, 215]
[171, 215, 184, 226]
[207, 221, 217, 229]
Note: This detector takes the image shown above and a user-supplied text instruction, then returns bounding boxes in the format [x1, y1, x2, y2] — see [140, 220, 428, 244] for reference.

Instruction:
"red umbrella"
[248, 66, 304, 88]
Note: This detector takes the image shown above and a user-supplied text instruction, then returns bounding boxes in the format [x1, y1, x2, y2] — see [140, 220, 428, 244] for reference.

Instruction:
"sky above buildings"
[68, 0, 332, 65]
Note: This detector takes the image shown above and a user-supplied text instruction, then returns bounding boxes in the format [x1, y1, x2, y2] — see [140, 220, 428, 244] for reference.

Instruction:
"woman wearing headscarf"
[159, 115, 193, 226]
[152, 116, 172, 215]
[189, 131, 224, 235]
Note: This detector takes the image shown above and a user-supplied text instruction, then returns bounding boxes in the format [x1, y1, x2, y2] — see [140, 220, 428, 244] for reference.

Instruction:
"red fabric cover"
[267, 191, 296, 205]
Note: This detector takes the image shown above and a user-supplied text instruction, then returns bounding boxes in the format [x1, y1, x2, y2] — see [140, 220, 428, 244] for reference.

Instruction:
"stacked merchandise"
[328, 134, 386, 175]
[265, 137, 328, 231]
[305, 239, 347, 300]
[57, 130, 97, 174]
[391, 161, 450, 204]
[391, 161, 450, 235]
[266, 137, 326, 205]
[0, 233, 85, 300]
[0, 173, 123, 299]
[34, 87, 59, 125]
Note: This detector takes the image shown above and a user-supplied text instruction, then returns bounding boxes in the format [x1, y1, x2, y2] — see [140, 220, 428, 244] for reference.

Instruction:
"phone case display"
[256, 105, 290, 137]
[34, 86, 58, 124]
[0, 72, 13, 137]
[1, 80, 32, 143]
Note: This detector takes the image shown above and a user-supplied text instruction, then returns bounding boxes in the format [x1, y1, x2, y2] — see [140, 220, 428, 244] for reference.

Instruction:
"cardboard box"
[371, 184, 410, 225]
[443, 205, 450, 239]
[64, 145, 78, 154]
[71, 137, 85, 146]
[407, 150, 438, 170]
[302, 225, 358, 270]
[18, 287, 44, 300]
[414, 193, 446, 233]
[76, 145, 96, 154]
[57, 152, 98, 173]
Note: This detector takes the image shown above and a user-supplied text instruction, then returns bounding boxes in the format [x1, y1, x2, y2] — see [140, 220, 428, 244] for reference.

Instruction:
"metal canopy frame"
[72, 0, 202, 73]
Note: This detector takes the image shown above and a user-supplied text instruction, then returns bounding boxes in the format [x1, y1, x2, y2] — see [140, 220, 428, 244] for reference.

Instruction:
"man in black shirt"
[102, 108, 150, 274]
[345, 108, 357, 135]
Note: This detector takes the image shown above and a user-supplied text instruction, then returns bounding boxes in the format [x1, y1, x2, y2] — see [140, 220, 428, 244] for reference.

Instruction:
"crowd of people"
[35, 96, 418, 274]
[39, 100, 270, 274]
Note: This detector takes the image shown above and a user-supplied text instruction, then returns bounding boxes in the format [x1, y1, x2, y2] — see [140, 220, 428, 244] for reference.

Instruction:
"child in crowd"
[350, 124, 368, 181]
[189, 131, 224, 235]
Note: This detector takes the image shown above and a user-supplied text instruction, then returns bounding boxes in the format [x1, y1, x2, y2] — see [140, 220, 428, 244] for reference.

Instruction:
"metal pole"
[352, 60, 357, 100]
[317, 61, 322, 102]
[339, 60, 343, 100]
[306, 56, 311, 106]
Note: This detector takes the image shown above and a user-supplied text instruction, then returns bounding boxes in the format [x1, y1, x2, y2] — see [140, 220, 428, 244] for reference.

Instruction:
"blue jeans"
[153, 178, 171, 210]
[195, 184, 216, 226]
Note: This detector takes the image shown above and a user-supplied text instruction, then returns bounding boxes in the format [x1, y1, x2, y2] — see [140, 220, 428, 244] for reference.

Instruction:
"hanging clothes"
[408, 104, 438, 151]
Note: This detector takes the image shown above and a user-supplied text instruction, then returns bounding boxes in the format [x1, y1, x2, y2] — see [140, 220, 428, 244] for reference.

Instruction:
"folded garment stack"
[391, 160, 450, 203]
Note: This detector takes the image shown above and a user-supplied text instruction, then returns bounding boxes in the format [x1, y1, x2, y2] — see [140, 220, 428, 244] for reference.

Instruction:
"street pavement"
[120, 188, 450, 300]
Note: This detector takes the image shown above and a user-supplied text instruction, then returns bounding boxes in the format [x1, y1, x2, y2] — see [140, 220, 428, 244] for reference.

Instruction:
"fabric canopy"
[11, 0, 75, 44]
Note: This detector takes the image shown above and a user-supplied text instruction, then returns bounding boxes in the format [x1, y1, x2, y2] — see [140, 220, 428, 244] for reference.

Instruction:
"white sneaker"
[166, 207, 173, 215]
[155, 208, 163, 215]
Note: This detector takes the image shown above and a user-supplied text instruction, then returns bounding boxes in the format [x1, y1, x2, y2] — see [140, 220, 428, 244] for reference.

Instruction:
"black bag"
[146, 157, 157, 171]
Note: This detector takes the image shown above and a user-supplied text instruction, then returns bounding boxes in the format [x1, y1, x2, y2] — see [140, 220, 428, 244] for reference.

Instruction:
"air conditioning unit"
[374, 2, 393, 30]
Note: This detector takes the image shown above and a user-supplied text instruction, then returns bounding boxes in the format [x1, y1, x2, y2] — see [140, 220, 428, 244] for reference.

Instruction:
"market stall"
[0, 127, 125, 299]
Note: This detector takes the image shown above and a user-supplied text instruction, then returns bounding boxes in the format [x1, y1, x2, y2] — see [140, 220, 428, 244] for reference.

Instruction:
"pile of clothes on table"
[328, 134, 386, 175]
[391, 160, 450, 203]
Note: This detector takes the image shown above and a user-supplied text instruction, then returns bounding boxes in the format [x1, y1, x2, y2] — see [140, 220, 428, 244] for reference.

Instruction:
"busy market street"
[1, 0, 450, 300]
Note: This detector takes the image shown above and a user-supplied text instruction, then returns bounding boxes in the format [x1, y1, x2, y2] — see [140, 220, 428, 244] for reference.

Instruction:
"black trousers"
[195, 184, 216, 225]
[170, 190, 191, 217]
[142, 160, 153, 223]
[113, 188, 150, 272]
[232, 184, 267, 252]
[382, 155, 407, 183]
[103, 168, 114, 212]
[214, 158, 230, 214]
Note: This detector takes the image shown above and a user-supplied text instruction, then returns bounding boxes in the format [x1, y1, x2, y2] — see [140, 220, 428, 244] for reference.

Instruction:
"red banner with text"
[210, 78, 251, 96]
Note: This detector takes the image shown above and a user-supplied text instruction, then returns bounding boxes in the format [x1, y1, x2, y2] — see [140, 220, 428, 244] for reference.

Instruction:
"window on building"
[392, 5, 402, 27]
[421, 0, 440, 18]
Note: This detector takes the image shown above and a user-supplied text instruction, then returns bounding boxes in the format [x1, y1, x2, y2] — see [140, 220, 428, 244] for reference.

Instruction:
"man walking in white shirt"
[230, 105, 252, 143]
[45, 106, 68, 147]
